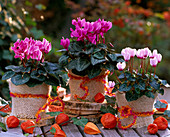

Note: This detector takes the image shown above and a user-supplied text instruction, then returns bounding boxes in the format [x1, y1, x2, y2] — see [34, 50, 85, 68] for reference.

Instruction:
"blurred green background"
[0, 0, 170, 100]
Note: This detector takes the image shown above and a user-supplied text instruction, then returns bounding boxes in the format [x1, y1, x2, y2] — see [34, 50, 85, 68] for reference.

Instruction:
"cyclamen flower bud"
[150, 57, 158, 67]
[116, 62, 126, 71]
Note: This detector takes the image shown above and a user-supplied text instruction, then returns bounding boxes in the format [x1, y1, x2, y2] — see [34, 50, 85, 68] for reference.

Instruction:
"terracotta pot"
[8, 80, 51, 119]
[68, 70, 108, 102]
[116, 91, 157, 128]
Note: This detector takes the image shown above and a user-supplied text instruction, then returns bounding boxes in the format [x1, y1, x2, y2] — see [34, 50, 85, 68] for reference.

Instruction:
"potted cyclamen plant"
[2, 38, 64, 123]
[59, 18, 121, 103]
[112, 47, 168, 129]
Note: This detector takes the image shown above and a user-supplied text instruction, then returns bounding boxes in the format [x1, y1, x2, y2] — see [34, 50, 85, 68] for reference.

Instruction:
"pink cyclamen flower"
[136, 49, 144, 59]
[11, 39, 28, 60]
[39, 38, 52, 54]
[108, 81, 115, 88]
[116, 62, 126, 71]
[150, 57, 158, 67]
[129, 48, 136, 57]
[143, 47, 151, 58]
[121, 47, 136, 58]
[155, 53, 162, 63]
[123, 53, 130, 62]
[60, 37, 70, 50]
[27, 43, 42, 61]
[149, 49, 158, 58]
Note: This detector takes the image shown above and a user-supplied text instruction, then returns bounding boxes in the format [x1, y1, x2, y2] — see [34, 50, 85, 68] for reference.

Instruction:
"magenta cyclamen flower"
[108, 81, 115, 88]
[39, 38, 52, 54]
[150, 57, 158, 67]
[60, 37, 70, 50]
[116, 62, 126, 71]
[11, 37, 51, 61]
[11, 39, 28, 60]
[70, 18, 112, 44]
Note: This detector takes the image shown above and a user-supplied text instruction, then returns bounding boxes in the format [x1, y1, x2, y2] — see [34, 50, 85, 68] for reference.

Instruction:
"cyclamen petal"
[150, 57, 158, 67]
[123, 53, 130, 62]
[155, 53, 162, 63]
[116, 62, 126, 71]
[60, 37, 70, 50]
[143, 47, 151, 58]
[152, 49, 158, 57]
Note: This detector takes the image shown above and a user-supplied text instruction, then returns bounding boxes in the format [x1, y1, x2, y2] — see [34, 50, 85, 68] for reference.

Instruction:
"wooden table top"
[0, 121, 170, 137]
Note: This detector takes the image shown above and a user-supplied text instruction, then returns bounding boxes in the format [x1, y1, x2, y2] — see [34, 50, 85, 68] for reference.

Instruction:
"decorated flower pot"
[68, 70, 109, 102]
[116, 91, 157, 129]
[8, 80, 51, 119]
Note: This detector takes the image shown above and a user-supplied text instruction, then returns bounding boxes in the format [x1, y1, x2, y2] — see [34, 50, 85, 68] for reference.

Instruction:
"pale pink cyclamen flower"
[123, 53, 130, 62]
[150, 57, 158, 67]
[121, 47, 136, 58]
[108, 81, 115, 88]
[60, 37, 70, 51]
[155, 53, 162, 63]
[129, 48, 136, 57]
[143, 47, 151, 58]
[116, 62, 126, 71]
[136, 49, 144, 59]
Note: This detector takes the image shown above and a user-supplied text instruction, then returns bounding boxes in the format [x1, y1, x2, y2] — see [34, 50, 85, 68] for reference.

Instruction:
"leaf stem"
[115, 71, 122, 83]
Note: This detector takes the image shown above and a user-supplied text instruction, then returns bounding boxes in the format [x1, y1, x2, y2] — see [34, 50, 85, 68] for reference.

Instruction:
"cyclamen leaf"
[76, 58, 90, 71]
[46, 111, 62, 116]
[150, 80, 160, 90]
[154, 100, 167, 109]
[145, 91, 155, 99]
[72, 117, 88, 127]
[164, 110, 170, 117]
[2, 71, 15, 80]
[107, 54, 117, 62]
[91, 56, 106, 65]
[11, 73, 30, 86]
[119, 83, 132, 92]
[0, 122, 7, 131]
[87, 67, 101, 79]
[93, 50, 105, 59]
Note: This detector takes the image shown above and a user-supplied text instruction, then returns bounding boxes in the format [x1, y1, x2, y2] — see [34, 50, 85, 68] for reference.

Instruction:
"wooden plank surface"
[157, 128, 170, 137]
[118, 128, 139, 137]
[0, 126, 24, 137]
[97, 123, 121, 137]
[62, 124, 83, 137]
[43, 125, 53, 137]
[135, 127, 158, 137]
